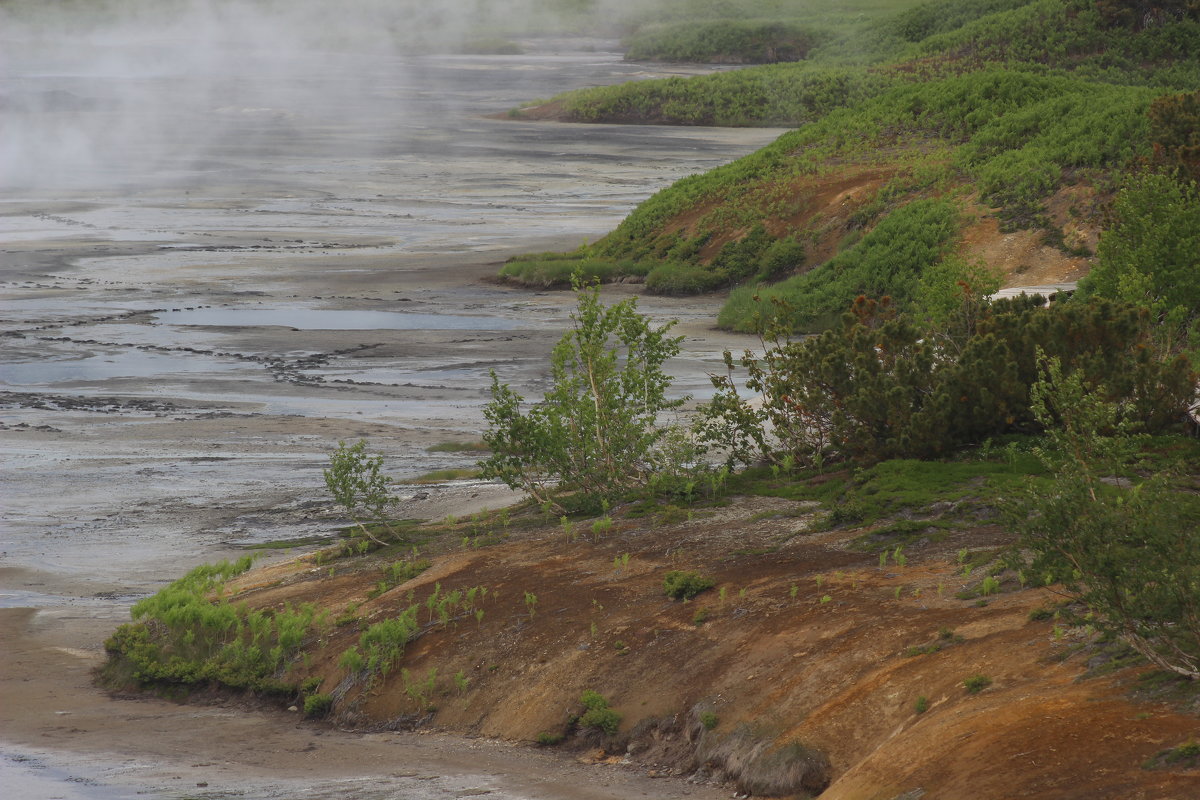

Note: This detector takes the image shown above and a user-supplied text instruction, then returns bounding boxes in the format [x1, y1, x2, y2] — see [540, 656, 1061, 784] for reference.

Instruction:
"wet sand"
[1, 38, 781, 798]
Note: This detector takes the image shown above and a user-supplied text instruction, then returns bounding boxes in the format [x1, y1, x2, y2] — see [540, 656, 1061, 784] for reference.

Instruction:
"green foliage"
[624, 20, 831, 63]
[1080, 170, 1200, 363]
[479, 277, 686, 514]
[721, 199, 961, 332]
[303, 693, 333, 717]
[550, 64, 893, 126]
[578, 690, 622, 735]
[663, 570, 716, 600]
[342, 605, 421, 680]
[702, 293, 1196, 467]
[700, 710, 720, 729]
[963, 674, 993, 693]
[1006, 354, 1200, 679]
[536, 731, 564, 746]
[404, 468, 482, 484]
[1146, 738, 1200, 769]
[386, 558, 431, 586]
[425, 440, 489, 453]
[1149, 89, 1200, 182]
[919, 1, 1200, 85]
[888, 0, 1033, 43]
[914, 695, 930, 713]
[498, 251, 652, 288]
[101, 558, 324, 693]
[324, 440, 398, 544]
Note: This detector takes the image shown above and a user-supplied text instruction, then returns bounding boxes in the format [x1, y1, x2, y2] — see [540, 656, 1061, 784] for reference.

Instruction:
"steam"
[0, 0, 649, 191]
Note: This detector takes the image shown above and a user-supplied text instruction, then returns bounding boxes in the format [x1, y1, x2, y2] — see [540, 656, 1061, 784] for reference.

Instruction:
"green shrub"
[479, 277, 685, 515]
[963, 674, 992, 693]
[536, 731, 563, 746]
[719, 198, 961, 332]
[701, 293, 1196, 468]
[914, 695, 930, 713]
[303, 693, 334, 718]
[578, 690, 622, 735]
[1007, 355, 1200, 679]
[100, 558, 323, 694]
[645, 261, 727, 294]
[624, 20, 832, 64]
[700, 710, 720, 730]
[663, 570, 716, 600]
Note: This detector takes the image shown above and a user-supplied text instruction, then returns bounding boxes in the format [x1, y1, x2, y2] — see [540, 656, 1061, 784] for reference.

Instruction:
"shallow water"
[1, 34, 779, 800]
[153, 307, 526, 330]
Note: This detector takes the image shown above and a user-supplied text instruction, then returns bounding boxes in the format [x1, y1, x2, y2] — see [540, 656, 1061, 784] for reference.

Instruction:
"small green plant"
[524, 591, 538, 619]
[536, 731, 563, 746]
[963, 674, 992, 694]
[338, 645, 365, 674]
[663, 570, 716, 600]
[692, 607, 710, 626]
[578, 690, 621, 736]
[454, 670, 469, 694]
[304, 693, 334, 718]
[1028, 607, 1054, 622]
[402, 666, 439, 711]
[914, 695, 929, 714]
[1164, 739, 1200, 764]
[980, 575, 1001, 596]
[591, 516, 614, 539]
[699, 711, 719, 730]
[323, 440, 397, 545]
[789, 584, 799, 600]
[820, 594, 832, 604]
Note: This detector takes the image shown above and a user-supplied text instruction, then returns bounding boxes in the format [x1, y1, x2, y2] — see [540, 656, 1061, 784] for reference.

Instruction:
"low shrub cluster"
[663, 570, 717, 600]
[578, 690, 622, 735]
[719, 199, 960, 332]
[101, 557, 325, 693]
[624, 20, 831, 64]
[701, 293, 1196, 468]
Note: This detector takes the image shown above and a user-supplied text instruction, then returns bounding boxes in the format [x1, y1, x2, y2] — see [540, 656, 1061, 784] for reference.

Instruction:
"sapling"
[479, 276, 685, 515]
[324, 440, 397, 545]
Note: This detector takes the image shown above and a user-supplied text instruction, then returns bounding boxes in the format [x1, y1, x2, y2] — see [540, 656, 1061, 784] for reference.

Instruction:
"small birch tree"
[479, 277, 684, 514]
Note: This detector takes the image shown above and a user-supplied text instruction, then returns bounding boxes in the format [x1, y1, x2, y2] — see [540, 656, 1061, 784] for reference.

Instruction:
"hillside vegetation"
[503, 0, 1200, 335]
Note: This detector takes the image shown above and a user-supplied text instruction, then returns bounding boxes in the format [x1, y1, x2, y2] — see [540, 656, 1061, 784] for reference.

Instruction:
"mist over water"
[0, 0, 650, 190]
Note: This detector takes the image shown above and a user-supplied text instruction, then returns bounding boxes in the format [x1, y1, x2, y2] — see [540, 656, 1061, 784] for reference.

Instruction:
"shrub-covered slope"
[502, 0, 1200, 332]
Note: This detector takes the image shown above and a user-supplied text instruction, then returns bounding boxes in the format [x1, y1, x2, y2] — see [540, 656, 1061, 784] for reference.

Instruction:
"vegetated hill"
[100, 448, 1200, 799]
[501, 0, 1200, 333]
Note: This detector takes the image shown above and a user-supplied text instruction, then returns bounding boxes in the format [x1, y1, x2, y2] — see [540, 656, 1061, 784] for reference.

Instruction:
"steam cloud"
[0, 0, 649, 191]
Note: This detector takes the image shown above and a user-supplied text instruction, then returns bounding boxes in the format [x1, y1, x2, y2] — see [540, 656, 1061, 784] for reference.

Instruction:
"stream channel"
[1, 33, 786, 800]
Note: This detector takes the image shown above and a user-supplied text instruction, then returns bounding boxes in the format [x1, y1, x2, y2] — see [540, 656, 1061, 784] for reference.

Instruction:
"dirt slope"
[217, 493, 1200, 799]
